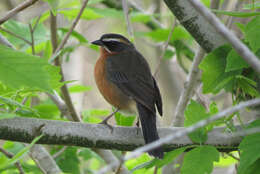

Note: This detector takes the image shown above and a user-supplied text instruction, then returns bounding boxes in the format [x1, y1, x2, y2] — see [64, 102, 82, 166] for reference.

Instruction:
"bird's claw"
[99, 120, 114, 133]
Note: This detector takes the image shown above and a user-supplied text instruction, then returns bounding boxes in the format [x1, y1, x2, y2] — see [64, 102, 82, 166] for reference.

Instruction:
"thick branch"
[0, 117, 247, 152]
[164, 0, 227, 52]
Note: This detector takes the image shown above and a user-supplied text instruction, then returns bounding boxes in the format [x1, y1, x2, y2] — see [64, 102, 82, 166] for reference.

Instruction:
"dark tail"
[137, 103, 164, 159]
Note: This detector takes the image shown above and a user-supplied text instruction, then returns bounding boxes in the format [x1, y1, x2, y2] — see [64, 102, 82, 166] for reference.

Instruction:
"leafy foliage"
[0, 45, 54, 92]
[238, 120, 260, 174]
[181, 146, 219, 174]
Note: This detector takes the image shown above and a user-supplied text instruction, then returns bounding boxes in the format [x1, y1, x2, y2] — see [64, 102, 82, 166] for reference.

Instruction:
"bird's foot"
[99, 119, 113, 132]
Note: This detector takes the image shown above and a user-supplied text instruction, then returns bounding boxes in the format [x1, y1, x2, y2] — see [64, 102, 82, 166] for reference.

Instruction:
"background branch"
[173, 47, 205, 126]
[164, 0, 227, 52]
[0, 0, 39, 25]
[0, 147, 25, 174]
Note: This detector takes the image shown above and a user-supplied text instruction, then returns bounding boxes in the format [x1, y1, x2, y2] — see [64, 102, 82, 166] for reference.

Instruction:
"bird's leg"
[99, 108, 119, 131]
[136, 118, 140, 127]
[136, 117, 140, 135]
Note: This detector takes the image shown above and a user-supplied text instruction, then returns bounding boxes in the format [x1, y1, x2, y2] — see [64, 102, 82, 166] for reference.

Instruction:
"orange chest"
[94, 55, 125, 108]
[94, 54, 135, 113]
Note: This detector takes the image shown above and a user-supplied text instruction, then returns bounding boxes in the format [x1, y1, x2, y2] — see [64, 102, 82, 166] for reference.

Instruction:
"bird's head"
[91, 33, 134, 53]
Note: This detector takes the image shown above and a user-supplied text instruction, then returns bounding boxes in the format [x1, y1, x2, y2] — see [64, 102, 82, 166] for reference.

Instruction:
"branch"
[0, 0, 39, 25]
[154, 20, 177, 78]
[50, 12, 81, 122]
[122, 0, 134, 40]
[0, 33, 15, 48]
[54, 0, 89, 55]
[164, 0, 227, 52]
[96, 98, 260, 174]
[0, 26, 32, 46]
[0, 117, 253, 152]
[173, 47, 205, 126]
[0, 147, 25, 174]
[29, 145, 61, 174]
[187, 0, 260, 74]
[93, 149, 130, 174]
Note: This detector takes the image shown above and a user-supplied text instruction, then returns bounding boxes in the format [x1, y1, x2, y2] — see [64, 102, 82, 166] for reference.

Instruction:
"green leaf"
[58, 28, 88, 43]
[59, 8, 103, 20]
[78, 148, 100, 161]
[133, 147, 187, 171]
[68, 85, 92, 93]
[238, 133, 260, 174]
[235, 22, 246, 33]
[0, 113, 17, 120]
[181, 146, 219, 174]
[45, 65, 63, 90]
[245, 16, 260, 52]
[211, 9, 260, 17]
[130, 12, 152, 23]
[243, 2, 260, 10]
[164, 49, 175, 59]
[3, 134, 43, 167]
[82, 109, 110, 123]
[184, 100, 210, 143]
[115, 111, 135, 126]
[0, 45, 52, 92]
[236, 75, 260, 97]
[1, 20, 48, 48]
[56, 147, 80, 174]
[141, 26, 190, 42]
[199, 45, 241, 94]
[42, 0, 59, 12]
[91, 7, 124, 18]
[88, 0, 104, 4]
[243, 159, 260, 174]
[0, 96, 30, 110]
[33, 104, 60, 119]
[226, 49, 249, 72]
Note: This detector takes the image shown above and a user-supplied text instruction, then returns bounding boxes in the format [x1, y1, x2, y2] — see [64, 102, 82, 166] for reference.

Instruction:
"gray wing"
[105, 49, 162, 114]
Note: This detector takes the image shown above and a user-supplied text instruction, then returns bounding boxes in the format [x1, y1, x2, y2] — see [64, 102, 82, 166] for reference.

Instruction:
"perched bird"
[92, 33, 164, 158]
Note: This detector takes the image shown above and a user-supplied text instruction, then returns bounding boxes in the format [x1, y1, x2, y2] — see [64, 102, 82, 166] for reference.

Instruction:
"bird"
[92, 33, 164, 158]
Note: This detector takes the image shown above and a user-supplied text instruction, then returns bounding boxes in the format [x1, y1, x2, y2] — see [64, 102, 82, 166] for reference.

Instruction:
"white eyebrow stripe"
[102, 38, 121, 42]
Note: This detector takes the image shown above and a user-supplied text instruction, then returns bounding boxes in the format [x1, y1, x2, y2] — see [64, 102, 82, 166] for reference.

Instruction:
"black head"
[91, 33, 134, 52]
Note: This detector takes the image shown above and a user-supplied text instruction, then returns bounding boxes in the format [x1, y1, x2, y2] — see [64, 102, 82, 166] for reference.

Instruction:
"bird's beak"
[91, 39, 104, 46]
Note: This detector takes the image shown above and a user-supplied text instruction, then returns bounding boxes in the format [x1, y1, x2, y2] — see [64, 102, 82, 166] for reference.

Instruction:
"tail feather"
[137, 103, 164, 159]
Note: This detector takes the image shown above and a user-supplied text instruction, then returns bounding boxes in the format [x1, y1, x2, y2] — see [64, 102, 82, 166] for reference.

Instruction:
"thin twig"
[96, 98, 260, 174]
[28, 23, 35, 55]
[122, 0, 134, 40]
[153, 19, 176, 78]
[32, 14, 42, 32]
[0, 26, 32, 45]
[188, 0, 260, 74]
[53, 146, 68, 159]
[226, 153, 240, 161]
[54, 0, 89, 55]
[0, 33, 15, 48]
[172, 47, 205, 126]
[0, 147, 25, 174]
[49, 12, 81, 122]
[0, 0, 39, 25]
[127, 0, 165, 28]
